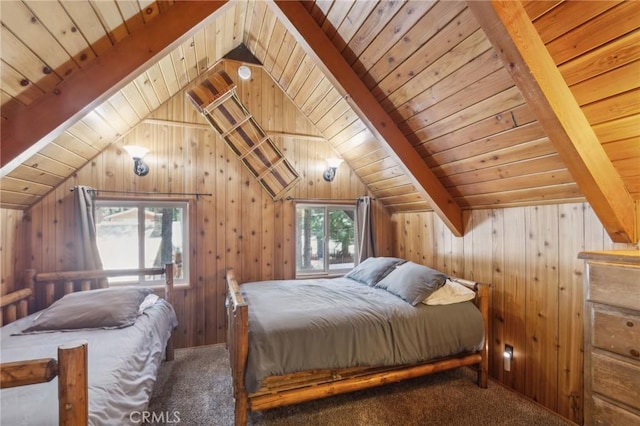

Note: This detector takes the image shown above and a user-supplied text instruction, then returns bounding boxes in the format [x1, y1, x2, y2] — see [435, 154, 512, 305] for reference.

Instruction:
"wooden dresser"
[579, 250, 640, 426]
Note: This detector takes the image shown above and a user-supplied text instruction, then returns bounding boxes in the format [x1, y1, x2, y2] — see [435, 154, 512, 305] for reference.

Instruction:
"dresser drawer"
[592, 307, 640, 360]
[592, 395, 640, 426]
[592, 351, 640, 410]
[588, 262, 640, 310]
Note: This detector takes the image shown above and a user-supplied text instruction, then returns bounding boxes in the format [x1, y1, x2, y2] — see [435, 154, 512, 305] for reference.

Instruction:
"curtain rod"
[70, 188, 212, 199]
[284, 196, 375, 202]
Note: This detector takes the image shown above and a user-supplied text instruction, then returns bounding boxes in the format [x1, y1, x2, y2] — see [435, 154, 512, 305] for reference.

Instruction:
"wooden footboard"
[226, 270, 491, 426]
[1, 342, 89, 425]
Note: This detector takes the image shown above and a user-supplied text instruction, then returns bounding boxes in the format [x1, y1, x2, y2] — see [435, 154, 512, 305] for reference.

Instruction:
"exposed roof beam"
[468, 0, 636, 243]
[1, 1, 229, 174]
[268, 0, 464, 236]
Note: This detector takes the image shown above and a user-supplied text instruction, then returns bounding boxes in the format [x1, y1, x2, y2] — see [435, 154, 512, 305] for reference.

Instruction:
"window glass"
[295, 203, 357, 276]
[296, 207, 325, 273]
[95, 201, 188, 285]
[327, 208, 356, 272]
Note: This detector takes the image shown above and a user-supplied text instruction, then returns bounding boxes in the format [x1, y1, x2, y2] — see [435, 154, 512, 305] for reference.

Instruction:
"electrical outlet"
[504, 344, 514, 372]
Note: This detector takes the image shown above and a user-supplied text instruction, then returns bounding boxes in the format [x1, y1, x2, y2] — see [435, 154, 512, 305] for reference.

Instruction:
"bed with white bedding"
[0, 296, 177, 426]
[0, 266, 178, 426]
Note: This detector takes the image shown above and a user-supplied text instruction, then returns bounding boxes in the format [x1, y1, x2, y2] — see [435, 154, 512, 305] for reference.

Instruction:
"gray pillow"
[345, 257, 406, 286]
[376, 262, 447, 305]
[21, 287, 152, 333]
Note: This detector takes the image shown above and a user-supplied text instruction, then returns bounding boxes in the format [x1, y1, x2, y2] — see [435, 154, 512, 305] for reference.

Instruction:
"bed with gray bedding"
[227, 257, 490, 425]
[242, 276, 484, 392]
[0, 295, 177, 426]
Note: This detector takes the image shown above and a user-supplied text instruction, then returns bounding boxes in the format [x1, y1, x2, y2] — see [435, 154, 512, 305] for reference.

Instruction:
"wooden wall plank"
[0, 209, 24, 296]
[533, 0, 619, 45]
[25, 0, 96, 68]
[559, 30, 640, 87]
[0, 27, 62, 93]
[402, 68, 514, 133]
[342, 1, 403, 66]
[352, 1, 435, 79]
[0, 62, 44, 105]
[557, 203, 584, 423]
[571, 61, 640, 106]
[522, 0, 562, 21]
[390, 203, 636, 423]
[524, 206, 560, 410]
[501, 206, 527, 393]
[582, 89, 640, 125]
[330, 0, 377, 54]
[1, 0, 78, 79]
[376, 9, 480, 102]
[365, 0, 465, 91]
[59, 1, 112, 55]
[393, 48, 502, 123]
[545, 1, 640, 65]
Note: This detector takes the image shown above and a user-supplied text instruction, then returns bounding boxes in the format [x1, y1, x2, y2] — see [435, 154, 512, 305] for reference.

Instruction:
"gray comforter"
[242, 277, 484, 392]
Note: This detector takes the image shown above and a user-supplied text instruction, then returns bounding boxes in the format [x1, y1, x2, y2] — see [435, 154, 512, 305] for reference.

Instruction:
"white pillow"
[138, 293, 160, 314]
[422, 279, 475, 305]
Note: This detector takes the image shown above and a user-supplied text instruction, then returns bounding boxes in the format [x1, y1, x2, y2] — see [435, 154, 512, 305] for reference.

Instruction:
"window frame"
[95, 197, 192, 288]
[294, 201, 358, 278]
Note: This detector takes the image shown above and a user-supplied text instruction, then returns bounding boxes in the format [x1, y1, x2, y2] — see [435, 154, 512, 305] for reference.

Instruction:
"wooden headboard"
[1, 263, 175, 327]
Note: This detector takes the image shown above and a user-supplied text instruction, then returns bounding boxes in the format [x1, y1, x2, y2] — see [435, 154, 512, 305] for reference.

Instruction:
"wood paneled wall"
[9, 62, 392, 349]
[0, 208, 25, 296]
[391, 203, 638, 424]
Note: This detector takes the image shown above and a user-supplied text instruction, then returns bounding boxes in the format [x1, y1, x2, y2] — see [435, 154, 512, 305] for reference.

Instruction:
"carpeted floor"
[147, 344, 572, 426]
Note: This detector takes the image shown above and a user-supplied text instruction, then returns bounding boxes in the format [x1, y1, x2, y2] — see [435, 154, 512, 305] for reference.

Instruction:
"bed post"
[58, 342, 88, 426]
[25, 269, 36, 313]
[226, 269, 249, 426]
[164, 263, 175, 362]
[476, 282, 490, 388]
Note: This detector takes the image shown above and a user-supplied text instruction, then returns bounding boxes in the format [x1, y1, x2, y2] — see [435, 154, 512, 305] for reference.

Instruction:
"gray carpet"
[147, 344, 572, 426]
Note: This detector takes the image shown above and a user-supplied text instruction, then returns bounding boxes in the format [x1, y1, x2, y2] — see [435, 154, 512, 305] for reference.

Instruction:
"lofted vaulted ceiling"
[1, 0, 638, 242]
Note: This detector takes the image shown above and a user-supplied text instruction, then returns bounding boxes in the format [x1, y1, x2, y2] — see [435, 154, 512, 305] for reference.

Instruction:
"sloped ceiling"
[0, 0, 638, 242]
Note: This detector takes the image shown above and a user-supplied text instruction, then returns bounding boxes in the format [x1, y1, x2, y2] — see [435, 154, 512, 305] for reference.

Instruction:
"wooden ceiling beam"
[268, 0, 464, 236]
[468, 0, 636, 243]
[0, 1, 229, 173]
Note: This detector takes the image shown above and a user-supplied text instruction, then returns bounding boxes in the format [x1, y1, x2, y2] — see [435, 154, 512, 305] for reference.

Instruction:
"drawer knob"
[631, 349, 640, 358]
[626, 321, 634, 327]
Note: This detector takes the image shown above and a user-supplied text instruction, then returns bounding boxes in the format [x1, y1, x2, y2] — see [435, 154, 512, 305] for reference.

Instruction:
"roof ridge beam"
[268, 0, 464, 236]
[468, 0, 636, 243]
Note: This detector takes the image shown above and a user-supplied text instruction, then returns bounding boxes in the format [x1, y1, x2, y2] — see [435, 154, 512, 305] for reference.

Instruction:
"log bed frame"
[226, 269, 490, 426]
[0, 263, 175, 425]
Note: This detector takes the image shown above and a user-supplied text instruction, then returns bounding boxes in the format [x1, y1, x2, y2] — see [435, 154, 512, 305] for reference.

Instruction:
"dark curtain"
[356, 196, 375, 264]
[74, 185, 103, 270]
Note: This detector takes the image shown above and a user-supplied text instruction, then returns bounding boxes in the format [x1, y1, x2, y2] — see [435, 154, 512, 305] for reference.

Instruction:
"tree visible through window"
[295, 203, 357, 276]
[95, 200, 188, 285]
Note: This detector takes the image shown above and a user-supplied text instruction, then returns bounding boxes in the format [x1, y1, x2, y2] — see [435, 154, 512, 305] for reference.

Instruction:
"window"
[295, 203, 357, 276]
[95, 200, 189, 286]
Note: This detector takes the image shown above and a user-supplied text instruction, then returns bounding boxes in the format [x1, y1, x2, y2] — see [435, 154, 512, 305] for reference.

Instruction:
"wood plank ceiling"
[1, 0, 638, 241]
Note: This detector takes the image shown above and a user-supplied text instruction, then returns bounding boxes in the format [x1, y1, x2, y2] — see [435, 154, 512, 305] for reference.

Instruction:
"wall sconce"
[123, 145, 150, 177]
[503, 344, 513, 372]
[238, 65, 252, 80]
[323, 158, 343, 182]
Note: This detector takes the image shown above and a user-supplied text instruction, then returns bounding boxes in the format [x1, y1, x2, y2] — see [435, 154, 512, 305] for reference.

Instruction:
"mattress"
[0, 299, 178, 426]
[241, 277, 484, 392]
